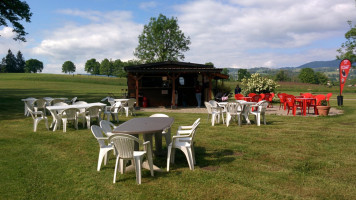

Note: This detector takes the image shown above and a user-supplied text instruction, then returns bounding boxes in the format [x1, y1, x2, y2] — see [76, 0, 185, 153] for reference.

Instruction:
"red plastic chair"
[285, 95, 303, 116]
[251, 94, 261, 102]
[326, 93, 332, 106]
[308, 94, 326, 115]
[248, 93, 256, 98]
[234, 94, 244, 100]
[277, 93, 287, 110]
[264, 93, 272, 107]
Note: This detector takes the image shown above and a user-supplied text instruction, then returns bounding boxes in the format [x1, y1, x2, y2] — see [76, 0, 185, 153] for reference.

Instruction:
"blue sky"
[1, 0, 356, 74]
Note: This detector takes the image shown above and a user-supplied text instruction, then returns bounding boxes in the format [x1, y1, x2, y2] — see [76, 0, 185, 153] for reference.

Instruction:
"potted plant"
[317, 100, 331, 116]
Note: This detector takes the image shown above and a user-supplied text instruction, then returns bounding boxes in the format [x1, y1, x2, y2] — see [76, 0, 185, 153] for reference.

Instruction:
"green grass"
[1, 74, 356, 199]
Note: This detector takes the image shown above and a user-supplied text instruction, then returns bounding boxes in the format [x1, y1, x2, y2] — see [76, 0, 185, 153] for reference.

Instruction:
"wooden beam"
[168, 73, 180, 108]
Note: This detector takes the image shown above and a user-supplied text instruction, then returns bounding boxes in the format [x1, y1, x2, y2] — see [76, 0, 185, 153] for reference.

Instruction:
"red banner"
[339, 59, 352, 95]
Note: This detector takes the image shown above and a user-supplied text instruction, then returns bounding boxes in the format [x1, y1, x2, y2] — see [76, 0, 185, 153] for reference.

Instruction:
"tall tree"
[337, 21, 356, 63]
[134, 13, 191, 63]
[112, 59, 126, 77]
[62, 61, 76, 74]
[16, 51, 25, 72]
[100, 58, 113, 77]
[0, 49, 17, 72]
[84, 58, 100, 75]
[238, 69, 251, 81]
[298, 68, 316, 84]
[25, 59, 43, 73]
[0, 0, 32, 42]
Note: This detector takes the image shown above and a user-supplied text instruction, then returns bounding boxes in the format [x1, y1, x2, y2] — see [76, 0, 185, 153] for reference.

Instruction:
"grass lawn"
[1, 73, 356, 199]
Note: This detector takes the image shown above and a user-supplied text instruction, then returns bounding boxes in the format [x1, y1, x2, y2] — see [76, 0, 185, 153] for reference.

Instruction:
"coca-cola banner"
[339, 59, 352, 95]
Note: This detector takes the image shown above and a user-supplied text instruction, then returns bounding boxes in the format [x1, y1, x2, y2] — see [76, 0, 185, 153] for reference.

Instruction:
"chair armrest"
[96, 137, 109, 140]
[177, 129, 192, 135]
[172, 135, 191, 139]
[178, 125, 193, 130]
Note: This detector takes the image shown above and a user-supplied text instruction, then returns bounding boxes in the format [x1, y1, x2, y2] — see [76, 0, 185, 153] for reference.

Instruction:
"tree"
[25, 59, 43, 73]
[237, 69, 251, 81]
[205, 62, 214, 66]
[275, 70, 290, 81]
[112, 59, 126, 77]
[315, 72, 329, 85]
[134, 13, 191, 63]
[337, 20, 356, 64]
[299, 68, 316, 84]
[0, 0, 32, 42]
[241, 73, 279, 95]
[16, 51, 25, 72]
[100, 58, 113, 77]
[84, 58, 100, 75]
[0, 49, 16, 72]
[62, 61, 76, 74]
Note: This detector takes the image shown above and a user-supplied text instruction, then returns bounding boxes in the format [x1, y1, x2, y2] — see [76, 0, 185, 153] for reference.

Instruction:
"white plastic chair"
[109, 133, 154, 184]
[73, 101, 88, 127]
[85, 106, 102, 129]
[103, 102, 121, 123]
[91, 125, 114, 171]
[209, 100, 225, 124]
[123, 99, 136, 117]
[178, 118, 200, 132]
[167, 119, 200, 171]
[100, 120, 117, 137]
[204, 102, 220, 126]
[34, 99, 47, 116]
[26, 106, 49, 132]
[225, 102, 243, 127]
[60, 108, 79, 132]
[250, 100, 268, 126]
[49, 102, 68, 130]
[149, 113, 171, 146]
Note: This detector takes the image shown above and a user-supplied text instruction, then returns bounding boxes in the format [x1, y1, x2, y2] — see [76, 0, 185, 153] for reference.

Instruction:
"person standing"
[235, 84, 241, 94]
[195, 83, 202, 107]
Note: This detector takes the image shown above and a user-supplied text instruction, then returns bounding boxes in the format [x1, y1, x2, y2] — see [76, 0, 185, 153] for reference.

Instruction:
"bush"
[241, 73, 279, 95]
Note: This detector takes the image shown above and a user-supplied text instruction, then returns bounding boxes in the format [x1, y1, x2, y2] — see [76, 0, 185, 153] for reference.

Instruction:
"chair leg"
[256, 114, 260, 126]
[113, 155, 120, 183]
[134, 157, 142, 184]
[181, 147, 194, 170]
[226, 113, 231, 127]
[34, 118, 42, 132]
[86, 117, 90, 129]
[62, 119, 67, 132]
[166, 145, 172, 172]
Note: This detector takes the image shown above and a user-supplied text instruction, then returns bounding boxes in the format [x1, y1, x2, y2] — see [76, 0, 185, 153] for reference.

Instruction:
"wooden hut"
[124, 61, 229, 108]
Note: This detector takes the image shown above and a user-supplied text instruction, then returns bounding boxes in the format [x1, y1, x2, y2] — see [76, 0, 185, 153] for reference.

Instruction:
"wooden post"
[168, 73, 179, 109]
[133, 75, 142, 108]
[208, 76, 212, 100]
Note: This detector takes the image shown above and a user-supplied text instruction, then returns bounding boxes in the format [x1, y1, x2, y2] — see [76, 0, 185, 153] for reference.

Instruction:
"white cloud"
[139, 1, 158, 10]
[32, 10, 142, 73]
[176, 0, 356, 68]
[0, 27, 16, 38]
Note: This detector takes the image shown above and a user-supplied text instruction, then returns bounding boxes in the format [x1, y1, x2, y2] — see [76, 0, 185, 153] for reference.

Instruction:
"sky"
[1, 0, 356, 74]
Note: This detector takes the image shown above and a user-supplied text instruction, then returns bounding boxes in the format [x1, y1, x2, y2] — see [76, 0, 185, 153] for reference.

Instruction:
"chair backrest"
[127, 99, 136, 108]
[100, 120, 116, 135]
[277, 93, 286, 103]
[74, 101, 87, 105]
[326, 93, 332, 101]
[109, 134, 140, 159]
[209, 100, 218, 107]
[35, 99, 47, 109]
[264, 93, 271, 101]
[52, 99, 65, 105]
[71, 97, 77, 104]
[258, 101, 269, 114]
[53, 102, 68, 106]
[204, 102, 212, 114]
[303, 93, 313, 98]
[192, 118, 201, 127]
[315, 94, 326, 105]
[91, 125, 108, 148]
[248, 93, 256, 97]
[149, 113, 169, 117]
[190, 121, 200, 140]
[260, 94, 265, 100]
[234, 94, 244, 100]
[226, 102, 242, 113]
[110, 102, 122, 112]
[61, 108, 79, 120]
[285, 95, 295, 107]
[86, 106, 102, 117]
[251, 94, 261, 102]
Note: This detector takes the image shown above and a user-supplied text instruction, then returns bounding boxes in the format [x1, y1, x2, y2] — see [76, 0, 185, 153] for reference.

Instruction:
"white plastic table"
[46, 102, 106, 131]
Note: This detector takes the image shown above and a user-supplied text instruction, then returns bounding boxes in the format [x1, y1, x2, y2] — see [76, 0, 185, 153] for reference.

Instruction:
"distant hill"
[296, 60, 341, 69]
